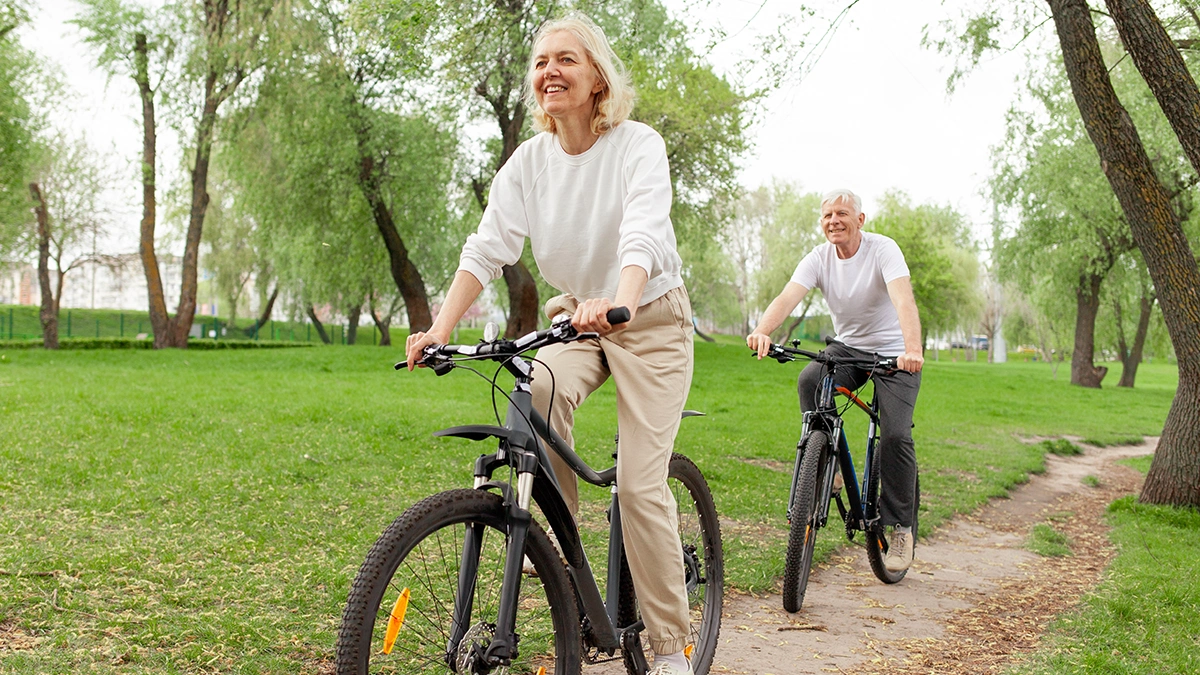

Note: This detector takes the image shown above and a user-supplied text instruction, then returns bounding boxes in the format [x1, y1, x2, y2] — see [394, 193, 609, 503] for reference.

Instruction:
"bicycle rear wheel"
[336, 488, 580, 674]
[782, 430, 827, 613]
[619, 453, 724, 675]
[864, 452, 919, 585]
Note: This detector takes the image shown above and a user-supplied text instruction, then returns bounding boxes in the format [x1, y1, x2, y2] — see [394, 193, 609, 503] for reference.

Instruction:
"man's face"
[819, 198, 865, 247]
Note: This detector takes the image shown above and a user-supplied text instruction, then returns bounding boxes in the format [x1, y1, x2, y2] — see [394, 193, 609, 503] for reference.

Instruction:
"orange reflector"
[381, 587, 411, 655]
[684, 644, 694, 659]
[536, 668, 546, 675]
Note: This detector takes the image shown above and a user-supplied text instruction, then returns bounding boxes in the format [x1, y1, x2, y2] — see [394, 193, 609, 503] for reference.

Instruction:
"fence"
[0, 305, 390, 345]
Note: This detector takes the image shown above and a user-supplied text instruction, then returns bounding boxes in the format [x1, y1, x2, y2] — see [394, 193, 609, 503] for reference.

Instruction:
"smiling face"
[819, 197, 866, 254]
[531, 30, 605, 127]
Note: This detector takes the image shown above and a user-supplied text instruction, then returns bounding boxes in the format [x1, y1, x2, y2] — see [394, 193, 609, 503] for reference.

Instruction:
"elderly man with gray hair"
[747, 188, 924, 573]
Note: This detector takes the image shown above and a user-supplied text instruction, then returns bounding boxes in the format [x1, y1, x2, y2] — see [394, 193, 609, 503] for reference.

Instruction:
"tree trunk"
[1107, 0, 1200, 175]
[370, 308, 392, 346]
[306, 305, 331, 344]
[1070, 270, 1108, 387]
[243, 286, 278, 337]
[133, 33, 171, 349]
[1050, 0, 1200, 507]
[347, 302, 361, 345]
[1118, 292, 1155, 388]
[349, 100, 432, 333]
[501, 261, 540, 338]
[30, 183, 58, 350]
[477, 75, 540, 336]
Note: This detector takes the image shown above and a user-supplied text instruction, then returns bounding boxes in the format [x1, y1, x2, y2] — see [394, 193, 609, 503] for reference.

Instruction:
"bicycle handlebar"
[762, 341, 897, 371]
[398, 306, 631, 375]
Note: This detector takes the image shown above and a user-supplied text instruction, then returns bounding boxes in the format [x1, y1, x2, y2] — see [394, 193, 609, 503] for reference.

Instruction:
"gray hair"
[820, 189, 863, 215]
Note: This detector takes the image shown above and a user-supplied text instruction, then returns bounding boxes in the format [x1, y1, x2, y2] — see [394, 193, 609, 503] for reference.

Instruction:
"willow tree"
[75, 0, 280, 348]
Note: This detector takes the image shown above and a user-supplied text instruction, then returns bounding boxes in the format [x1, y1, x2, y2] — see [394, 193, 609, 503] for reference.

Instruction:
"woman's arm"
[572, 265, 648, 334]
[404, 270, 484, 370]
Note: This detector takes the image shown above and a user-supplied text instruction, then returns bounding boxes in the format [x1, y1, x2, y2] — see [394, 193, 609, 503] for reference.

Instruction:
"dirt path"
[705, 438, 1153, 675]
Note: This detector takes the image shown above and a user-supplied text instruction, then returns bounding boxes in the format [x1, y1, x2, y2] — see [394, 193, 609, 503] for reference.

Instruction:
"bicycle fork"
[449, 390, 543, 673]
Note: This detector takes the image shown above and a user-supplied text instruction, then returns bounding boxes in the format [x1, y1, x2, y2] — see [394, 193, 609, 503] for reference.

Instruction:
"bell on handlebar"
[552, 313, 572, 327]
[483, 322, 499, 343]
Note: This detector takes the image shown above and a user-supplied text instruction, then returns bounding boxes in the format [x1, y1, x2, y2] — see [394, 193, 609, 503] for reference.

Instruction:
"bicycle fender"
[433, 425, 511, 442]
[532, 478, 584, 568]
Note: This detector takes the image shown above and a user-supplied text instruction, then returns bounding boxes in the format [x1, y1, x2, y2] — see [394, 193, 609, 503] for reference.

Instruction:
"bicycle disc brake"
[456, 622, 508, 675]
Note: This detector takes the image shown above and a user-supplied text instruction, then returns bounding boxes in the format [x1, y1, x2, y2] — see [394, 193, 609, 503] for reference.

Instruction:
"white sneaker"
[647, 660, 694, 675]
[884, 528, 914, 572]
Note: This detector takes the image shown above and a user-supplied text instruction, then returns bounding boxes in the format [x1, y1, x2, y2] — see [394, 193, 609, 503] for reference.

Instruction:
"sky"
[24, 0, 1032, 252]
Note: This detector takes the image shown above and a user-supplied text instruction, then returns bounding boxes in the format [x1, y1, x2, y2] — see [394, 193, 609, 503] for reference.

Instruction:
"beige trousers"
[531, 286, 694, 655]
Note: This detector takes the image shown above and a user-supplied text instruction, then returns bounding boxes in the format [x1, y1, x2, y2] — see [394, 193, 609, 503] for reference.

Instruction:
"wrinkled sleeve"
[458, 159, 529, 286]
[618, 129, 675, 276]
[790, 247, 823, 291]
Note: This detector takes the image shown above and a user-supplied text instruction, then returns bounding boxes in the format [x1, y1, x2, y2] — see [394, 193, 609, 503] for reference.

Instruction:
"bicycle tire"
[336, 488, 580, 674]
[618, 453, 724, 675]
[865, 450, 916, 585]
[782, 430, 827, 613]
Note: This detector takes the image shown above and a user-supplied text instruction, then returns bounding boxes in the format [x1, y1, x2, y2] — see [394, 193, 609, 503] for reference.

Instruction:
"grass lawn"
[0, 336, 1179, 673]
[1008, 457, 1200, 675]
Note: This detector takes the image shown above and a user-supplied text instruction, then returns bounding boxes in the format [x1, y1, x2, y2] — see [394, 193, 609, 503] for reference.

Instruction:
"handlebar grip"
[606, 306, 631, 325]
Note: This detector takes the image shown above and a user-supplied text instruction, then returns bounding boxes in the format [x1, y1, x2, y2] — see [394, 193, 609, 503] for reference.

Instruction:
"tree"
[220, 1, 460, 338]
[76, 0, 280, 348]
[753, 184, 824, 342]
[931, 1, 1200, 505]
[27, 134, 113, 348]
[0, 3, 37, 246]
[870, 191, 982, 348]
[1047, 0, 1200, 506]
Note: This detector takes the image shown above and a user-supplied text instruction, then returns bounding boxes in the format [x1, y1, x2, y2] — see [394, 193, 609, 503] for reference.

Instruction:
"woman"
[404, 14, 695, 675]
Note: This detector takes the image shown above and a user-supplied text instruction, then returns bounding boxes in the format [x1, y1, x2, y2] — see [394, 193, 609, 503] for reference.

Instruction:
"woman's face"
[531, 30, 605, 125]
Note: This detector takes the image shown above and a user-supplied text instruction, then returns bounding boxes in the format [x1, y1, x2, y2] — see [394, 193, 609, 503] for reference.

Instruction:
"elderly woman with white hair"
[405, 13, 697, 675]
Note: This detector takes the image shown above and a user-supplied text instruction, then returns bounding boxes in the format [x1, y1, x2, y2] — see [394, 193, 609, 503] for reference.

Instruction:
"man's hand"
[747, 332, 773, 359]
[896, 351, 924, 374]
[405, 329, 449, 371]
[572, 298, 632, 336]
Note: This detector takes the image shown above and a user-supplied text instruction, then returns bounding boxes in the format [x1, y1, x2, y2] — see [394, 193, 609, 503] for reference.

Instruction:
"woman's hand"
[572, 297, 631, 336]
[747, 332, 773, 359]
[405, 329, 449, 371]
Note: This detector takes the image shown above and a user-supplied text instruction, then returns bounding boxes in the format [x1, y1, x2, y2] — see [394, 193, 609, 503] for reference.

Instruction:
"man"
[747, 188, 923, 572]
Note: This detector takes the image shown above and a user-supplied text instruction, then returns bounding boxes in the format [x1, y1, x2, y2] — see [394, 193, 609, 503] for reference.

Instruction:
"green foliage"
[0, 337, 313, 350]
[870, 190, 983, 339]
[1081, 474, 1100, 487]
[0, 12, 37, 244]
[1027, 522, 1072, 557]
[1013, 496, 1200, 675]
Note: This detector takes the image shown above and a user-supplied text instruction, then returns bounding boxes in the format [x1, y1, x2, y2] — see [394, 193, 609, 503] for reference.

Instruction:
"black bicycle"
[760, 340, 919, 613]
[337, 309, 723, 674]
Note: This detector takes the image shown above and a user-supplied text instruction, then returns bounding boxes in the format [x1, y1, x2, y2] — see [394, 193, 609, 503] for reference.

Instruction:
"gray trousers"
[797, 342, 920, 528]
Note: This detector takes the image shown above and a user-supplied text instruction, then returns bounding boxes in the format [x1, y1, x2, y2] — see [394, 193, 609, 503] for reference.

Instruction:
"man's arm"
[886, 276, 924, 373]
[746, 282, 810, 359]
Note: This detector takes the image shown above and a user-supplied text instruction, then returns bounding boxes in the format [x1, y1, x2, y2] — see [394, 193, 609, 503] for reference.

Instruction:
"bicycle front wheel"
[782, 430, 827, 613]
[336, 488, 580, 674]
[619, 453, 724, 675]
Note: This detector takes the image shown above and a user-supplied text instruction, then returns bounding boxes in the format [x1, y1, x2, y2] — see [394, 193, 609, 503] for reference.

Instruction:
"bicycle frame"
[432, 350, 641, 670]
[789, 362, 885, 539]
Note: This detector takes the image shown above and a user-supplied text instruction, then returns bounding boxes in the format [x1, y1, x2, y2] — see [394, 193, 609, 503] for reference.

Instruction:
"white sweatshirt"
[458, 121, 684, 306]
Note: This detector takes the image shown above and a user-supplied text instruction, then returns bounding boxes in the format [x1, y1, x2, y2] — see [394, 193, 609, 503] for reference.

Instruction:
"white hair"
[820, 189, 863, 215]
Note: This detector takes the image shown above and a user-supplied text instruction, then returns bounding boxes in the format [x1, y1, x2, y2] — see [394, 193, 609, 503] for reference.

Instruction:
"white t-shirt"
[790, 231, 911, 355]
[458, 121, 684, 306]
